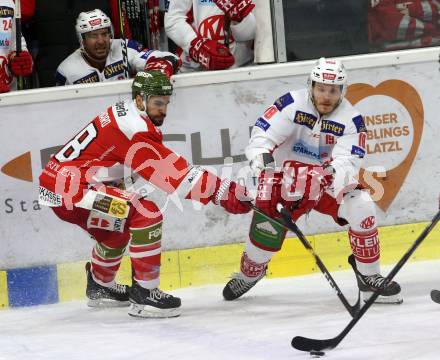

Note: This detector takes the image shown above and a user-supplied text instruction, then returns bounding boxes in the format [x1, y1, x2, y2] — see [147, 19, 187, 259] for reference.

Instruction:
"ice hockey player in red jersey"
[39, 70, 251, 318]
[222, 58, 403, 305]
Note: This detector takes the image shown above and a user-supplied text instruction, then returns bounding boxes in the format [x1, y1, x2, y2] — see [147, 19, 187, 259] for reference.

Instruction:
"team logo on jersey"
[351, 145, 365, 158]
[360, 216, 375, 229]
[274, 92, 294, 111]
[255, 117, 270, 131]
[292, 142, 320, 160]
[115, 101, 128, 117]
[104, 61, 124, 79]
[352, 115, 367, 133]
[0, 6, 14, 18]
[198, 15, 231, 45]
[263, 105, 278, 120]
[0, 34, 11, 48]
[74, 72, 99, 84]
[293, 111, 317, 130]
[38, 186, 62, 207]
[92, 194, 130, 219]
[98, 112, 111, 128]
[140, 49, 153, 59]
[321, 120, 345, 136]
[198, 0, 216, 5]
[87, 213, 126, 233]
[325, 134, 335, 145]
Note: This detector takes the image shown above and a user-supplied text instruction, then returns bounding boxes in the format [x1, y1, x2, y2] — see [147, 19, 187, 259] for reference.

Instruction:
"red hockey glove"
[8, 51, 33, 77]
[213, 0, 255, 22]
[255, 170, 285, 218]
[213, 179, 251, 214]
[189, 36, 235, 70]
[283, 161, 334, 220]
[145, 55, 181, 78]
[0, 64, 11, 93]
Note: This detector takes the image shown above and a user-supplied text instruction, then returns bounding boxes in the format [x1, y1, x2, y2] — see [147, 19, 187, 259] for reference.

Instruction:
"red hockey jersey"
[39, 99, 217, 208]
[368, 0, 440, 50]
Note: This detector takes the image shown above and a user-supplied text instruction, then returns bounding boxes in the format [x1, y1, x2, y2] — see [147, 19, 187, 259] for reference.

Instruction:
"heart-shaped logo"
[346, 80, 424, 212]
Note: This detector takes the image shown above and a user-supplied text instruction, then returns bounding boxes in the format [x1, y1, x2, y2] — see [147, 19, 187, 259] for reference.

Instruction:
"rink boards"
[1, 220, 439, 309]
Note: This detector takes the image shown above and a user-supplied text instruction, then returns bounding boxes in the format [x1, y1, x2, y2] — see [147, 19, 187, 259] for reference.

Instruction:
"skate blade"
[87, 298, 130, 308]
[128, 303, 181, 318]
[361, 291, 403, 304]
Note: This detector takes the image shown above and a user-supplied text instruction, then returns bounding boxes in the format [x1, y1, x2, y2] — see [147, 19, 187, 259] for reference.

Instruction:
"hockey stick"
[291, 205, 440, 353]
[14, 0, 24, 90]
[118, 0, 130, 78]
[224, 16, 231, 49]
[247, 203, 360, 317]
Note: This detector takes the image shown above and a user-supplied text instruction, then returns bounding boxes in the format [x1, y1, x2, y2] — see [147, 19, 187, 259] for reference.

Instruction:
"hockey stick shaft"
[248, 203, 360, 317]
[224, 16, 231, 49]
[14, 0, 24, 90]
[291, 206, 440, 352]
[118, 0, 130, 78]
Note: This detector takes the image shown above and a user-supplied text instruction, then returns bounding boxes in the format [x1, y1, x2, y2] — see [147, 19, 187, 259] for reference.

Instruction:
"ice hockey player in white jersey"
[222, 57, 403, 305]
[55, 9, 180, 86]
[164, 0, 256, 71]
[0, 0, 33, 93]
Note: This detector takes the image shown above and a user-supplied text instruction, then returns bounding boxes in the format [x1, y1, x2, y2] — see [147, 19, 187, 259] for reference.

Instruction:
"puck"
[310, 350, 325, 357]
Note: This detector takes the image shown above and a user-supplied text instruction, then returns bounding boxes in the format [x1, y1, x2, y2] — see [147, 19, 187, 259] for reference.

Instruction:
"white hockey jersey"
[0, 0, 28, 89]
[164, 0, 255, 71]
[55, 39, 172, 85]
[246, 89, 368, 198]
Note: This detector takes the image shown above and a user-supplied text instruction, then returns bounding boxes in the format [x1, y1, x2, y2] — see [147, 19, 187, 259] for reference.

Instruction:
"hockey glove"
[213, 179, 251, 214]
[0, 64, 11, 93]
[255, 170, 286, 218]
[189, 36, 235, 70]
[145, 54, 182, 78]
[8, 51, 33, 77]
[283, 161, 334, 220]
[213, 0, 255, 22]
[249, 153, 275, 184]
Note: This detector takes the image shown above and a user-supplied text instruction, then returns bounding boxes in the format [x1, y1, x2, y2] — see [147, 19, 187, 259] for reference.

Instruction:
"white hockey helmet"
[75, 9, 114, 48]
[308, 57, 347, 100]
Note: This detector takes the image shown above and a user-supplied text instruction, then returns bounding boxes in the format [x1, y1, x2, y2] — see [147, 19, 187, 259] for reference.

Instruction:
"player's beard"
[84, 43, 110, 62]
[92, 45, 110, 61]
[150, 115, 165, 127]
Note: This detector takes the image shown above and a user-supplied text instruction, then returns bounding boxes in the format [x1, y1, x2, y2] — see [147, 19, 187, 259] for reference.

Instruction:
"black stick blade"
[431, 290, 440, 304]
[291, 336, 338, 352]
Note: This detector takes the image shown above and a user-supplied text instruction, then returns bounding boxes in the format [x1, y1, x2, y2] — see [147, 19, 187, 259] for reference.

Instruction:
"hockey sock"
[348, 228, 380, 275]
[91, 241, 127, 284]
[240, 252, 269, 281]
[129, 221, 163, 289]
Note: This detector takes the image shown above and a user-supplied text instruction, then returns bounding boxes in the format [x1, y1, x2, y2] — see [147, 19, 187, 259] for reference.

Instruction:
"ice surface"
[1, 260, 439, 360]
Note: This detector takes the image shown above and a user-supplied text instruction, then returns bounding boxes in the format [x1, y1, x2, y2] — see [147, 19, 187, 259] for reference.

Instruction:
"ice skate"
[85, 262, 130, 308]
[223, 268, 266, 301]
[128, 281, 181, 318]
[348, 255, 402, 304]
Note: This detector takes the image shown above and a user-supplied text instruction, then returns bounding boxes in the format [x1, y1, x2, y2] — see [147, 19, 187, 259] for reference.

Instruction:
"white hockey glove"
[249, 153, 275, 185]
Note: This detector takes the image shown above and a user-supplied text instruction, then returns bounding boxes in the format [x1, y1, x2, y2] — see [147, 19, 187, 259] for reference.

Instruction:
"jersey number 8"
[55, 123, 98, 162]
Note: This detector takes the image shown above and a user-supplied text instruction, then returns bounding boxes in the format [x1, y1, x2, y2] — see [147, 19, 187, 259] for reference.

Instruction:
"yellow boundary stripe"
[0, 271, 8, 309]
[55, 221, 440, 302]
